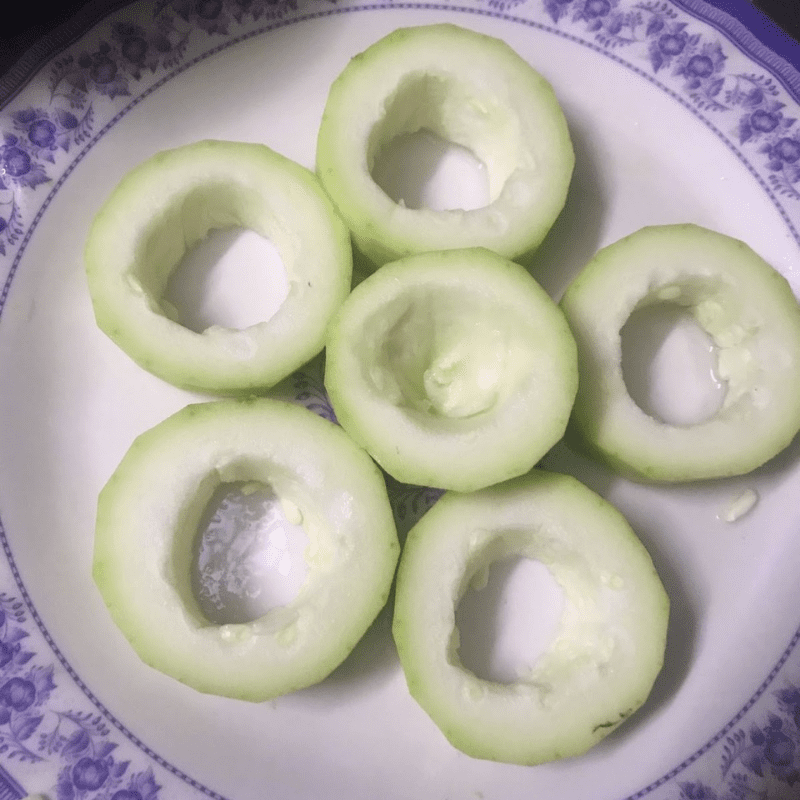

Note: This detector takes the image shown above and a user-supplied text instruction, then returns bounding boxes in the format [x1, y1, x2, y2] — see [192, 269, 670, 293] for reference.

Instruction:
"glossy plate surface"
[1, 2, 800, 799]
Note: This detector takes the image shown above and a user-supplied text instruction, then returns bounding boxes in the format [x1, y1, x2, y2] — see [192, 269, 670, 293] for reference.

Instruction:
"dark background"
[1, 0, 799, 78]
[745, 0, 800, 39]
[1, 0, 134, 79]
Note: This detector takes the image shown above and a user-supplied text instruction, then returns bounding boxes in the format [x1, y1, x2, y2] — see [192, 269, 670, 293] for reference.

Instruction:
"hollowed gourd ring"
[85, 139, 352, 394]
[560, 224, 800, 482]
[316, 23, 575, 269]
[93, 398, 399, 701]
[392, 469, 669, 765]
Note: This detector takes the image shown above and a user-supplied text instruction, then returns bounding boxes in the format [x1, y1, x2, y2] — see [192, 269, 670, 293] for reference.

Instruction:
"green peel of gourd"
[93, 398, 399, 701]
[316, 23, 574, 270]
[560, 224, 800, 483]
[85, 140, 352, 395]
[324, 247, 579, 492]
[392, 469, 669, 765]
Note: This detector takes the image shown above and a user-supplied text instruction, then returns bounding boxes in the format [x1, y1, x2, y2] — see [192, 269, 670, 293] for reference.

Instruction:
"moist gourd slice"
[392, 468, 669, 765]
[316, 23, 574, 270]
[324, 247, 578, 492]
[93, 398, 399, 701]
[85, 139, 352, 394]
[560, 224, 800, 482]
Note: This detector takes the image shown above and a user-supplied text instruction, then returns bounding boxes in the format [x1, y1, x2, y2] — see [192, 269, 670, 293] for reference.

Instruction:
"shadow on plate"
[295, 592, 401, 703]
[519, 113, 608, 301]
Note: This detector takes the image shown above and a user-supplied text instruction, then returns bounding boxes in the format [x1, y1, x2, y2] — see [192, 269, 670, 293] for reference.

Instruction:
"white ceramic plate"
[1, 1, 800, 798]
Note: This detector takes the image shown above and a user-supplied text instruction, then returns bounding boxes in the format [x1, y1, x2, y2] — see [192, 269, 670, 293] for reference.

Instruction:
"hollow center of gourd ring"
[456, 556, 564, 684]
[192, 481, 309, 625]
[163, 228, 288, 333]
[371, 129, 490, 211]
[621, 302, 726, 426]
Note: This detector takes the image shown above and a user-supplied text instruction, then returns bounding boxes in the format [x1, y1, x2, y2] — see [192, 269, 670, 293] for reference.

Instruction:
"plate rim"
[1, 2, 800, 799]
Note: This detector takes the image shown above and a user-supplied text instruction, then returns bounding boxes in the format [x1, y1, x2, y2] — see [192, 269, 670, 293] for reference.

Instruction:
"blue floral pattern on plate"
[0, 1, 799, 798]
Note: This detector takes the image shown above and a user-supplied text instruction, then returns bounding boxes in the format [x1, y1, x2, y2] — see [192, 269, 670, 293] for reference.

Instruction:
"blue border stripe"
[0, 764, 24, 800]
[675, 0, 800, 99]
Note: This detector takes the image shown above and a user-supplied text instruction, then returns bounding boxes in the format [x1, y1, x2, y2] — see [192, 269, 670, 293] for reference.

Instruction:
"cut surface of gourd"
[85, 139, 352, 394]
[560, 224, 800, 482]
[316, 23, 574, 270]
[93, 398, 399, 701]
[392, 469, 669, 765]
[324, 247, 578, 492]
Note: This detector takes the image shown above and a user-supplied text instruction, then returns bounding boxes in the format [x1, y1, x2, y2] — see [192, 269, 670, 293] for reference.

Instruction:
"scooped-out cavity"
[621, 300, 726, 426]
[358, 285, 533, 420]
[367, 72, 521, 210]
[164, 227, 288, 333]
[192, 481, 309, 625]
[371, 128, 490, 212]
[455, 554, 565, 684]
